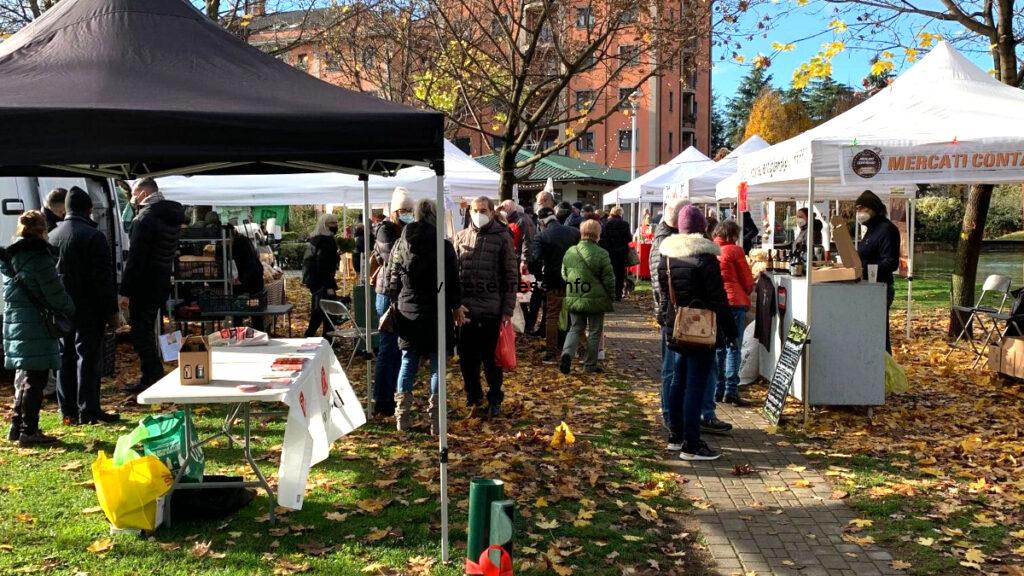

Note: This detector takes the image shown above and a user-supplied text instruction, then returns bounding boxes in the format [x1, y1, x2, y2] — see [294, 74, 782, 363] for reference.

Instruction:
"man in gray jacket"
[454, 196, 517, 417]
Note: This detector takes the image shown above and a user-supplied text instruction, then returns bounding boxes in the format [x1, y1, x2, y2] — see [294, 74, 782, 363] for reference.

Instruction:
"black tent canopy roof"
[0, 0, 444, 178]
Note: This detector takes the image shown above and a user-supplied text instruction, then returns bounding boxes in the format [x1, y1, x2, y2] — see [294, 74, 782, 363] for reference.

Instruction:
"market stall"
[649, 135, 770, 203]
[0, 0, 456, 559]
[733, 41, 1024, 419]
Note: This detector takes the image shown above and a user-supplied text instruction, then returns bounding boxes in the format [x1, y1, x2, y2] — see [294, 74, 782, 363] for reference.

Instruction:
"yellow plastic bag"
[884, 353, 909, 396]
[91, 451, 173, 531]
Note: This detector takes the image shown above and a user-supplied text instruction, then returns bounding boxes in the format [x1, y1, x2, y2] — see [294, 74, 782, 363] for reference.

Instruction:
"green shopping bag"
[114, 411, 205, 484]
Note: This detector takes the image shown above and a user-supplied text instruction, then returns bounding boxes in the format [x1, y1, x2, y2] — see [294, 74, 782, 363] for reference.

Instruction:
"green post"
[467, 479, 504, 564]
[488, 499, 514, 566]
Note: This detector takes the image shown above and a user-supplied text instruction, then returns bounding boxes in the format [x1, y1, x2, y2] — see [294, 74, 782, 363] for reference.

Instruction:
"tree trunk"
[949, 184, 994, 336]
[205, 0, 220, 20]
[497, 146, 517, 201]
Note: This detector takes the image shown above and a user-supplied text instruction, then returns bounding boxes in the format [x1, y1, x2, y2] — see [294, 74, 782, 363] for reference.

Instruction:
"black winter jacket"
[649, 221, 676, 326]
[600, 215, 632, 265]
[453, 219, 517, 320]
[372, 220, 402, 293]
[857, 214, 901, 286]
[386, 221, 461, 353]
[49, 214, 117, 324]
[655, 233, 739, 347]
[530, 221, 580, 290]
[120, 199, 186, 305]
[233, 232, 265, 295]
[302, 234, 340, 293]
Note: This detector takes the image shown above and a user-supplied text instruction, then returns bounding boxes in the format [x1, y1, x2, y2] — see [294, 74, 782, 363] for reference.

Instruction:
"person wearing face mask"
[454, 196, 518, 417]
[118, 177, 186, 395]
[854, 190, 901, 352]
[370, 187, 414, 417]
[302, 213, 340, 338]
[791, 207, 823, 260]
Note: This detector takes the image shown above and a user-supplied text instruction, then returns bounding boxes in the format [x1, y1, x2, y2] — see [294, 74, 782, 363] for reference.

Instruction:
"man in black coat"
[118, 178, 186, 395]
[855, 190, 902, 352]
[50, 188, 120, 424]
[43, 187, 67, 233]
[530, 205, 581, 360]
[600, 206, 632, 300]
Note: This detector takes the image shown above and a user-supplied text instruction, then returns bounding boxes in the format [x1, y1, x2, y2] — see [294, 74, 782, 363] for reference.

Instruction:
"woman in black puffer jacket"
[302, 213, 340, 337]
[656, 205, 738, 462]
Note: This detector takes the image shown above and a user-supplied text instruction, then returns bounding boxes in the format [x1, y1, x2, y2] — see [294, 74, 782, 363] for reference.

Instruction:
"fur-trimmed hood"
[659, 233, 720, 259]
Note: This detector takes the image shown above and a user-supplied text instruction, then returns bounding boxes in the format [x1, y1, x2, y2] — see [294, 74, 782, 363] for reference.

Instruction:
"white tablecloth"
[137, 338, 366, 509]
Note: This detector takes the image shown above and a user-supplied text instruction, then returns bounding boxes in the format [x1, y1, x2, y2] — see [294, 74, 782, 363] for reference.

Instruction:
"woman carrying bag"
[2, 211, 75, 446]
[656, 206, 737, 461]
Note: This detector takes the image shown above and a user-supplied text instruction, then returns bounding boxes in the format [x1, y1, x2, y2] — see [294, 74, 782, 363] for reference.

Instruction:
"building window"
[576, 131, 595, 152]
[668, 91, 674, 112]
[323, 52, 341, 72]
[491, 135, 505, 150]
[453, 137, 472, 155]
[619, 44, 640, 67]
[295, 53, 309, 71]
[618, 87, 635, 111]
[580, 50, 596, 69]
[575, 7, 594, 28]
[668, 131, 673, 154]
[620, 8, 638, 23]
[538, 23, 554, 43]
[618, 129, 635, 151]
[575, 89, 594, 111]
[682, 131, 695, 149]
[361, 47, 376, 68]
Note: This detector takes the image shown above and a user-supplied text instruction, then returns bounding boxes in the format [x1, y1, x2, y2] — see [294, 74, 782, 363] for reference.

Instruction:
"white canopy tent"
[601, 146, 713, 205]
[156, 140, 498, 207]
[650, 135, 770, 203]
[733, 41, 1024, 422]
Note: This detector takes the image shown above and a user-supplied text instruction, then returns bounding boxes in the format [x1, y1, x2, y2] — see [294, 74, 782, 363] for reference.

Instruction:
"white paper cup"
[867, 264, 878, 283]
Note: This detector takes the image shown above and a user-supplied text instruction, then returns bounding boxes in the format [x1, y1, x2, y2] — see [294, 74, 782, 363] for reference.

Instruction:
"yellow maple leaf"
[891, 560, 913, 570]
[961, 436, 982, 453]
[550, 422, 575, 450]
[551, 563, 573, 576]
[536, 518, 559, 530]
[622, 534, 642, 542]
[86, 538, 114, 554]
[905, 47, 918, 62]
[637, 502, 659, 521]
[1010, 529, 1024, 539]
[916, 537, 935, 547]
[849, 518, 873, 528]
[829, 19, 847, 32]
[771, 42, 796, 52]
[535, 497, 548, 508]
[964, 548, 985, 563]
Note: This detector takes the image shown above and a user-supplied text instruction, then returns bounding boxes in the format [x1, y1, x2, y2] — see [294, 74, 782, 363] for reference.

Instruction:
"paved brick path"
[603, 301, 903, 576]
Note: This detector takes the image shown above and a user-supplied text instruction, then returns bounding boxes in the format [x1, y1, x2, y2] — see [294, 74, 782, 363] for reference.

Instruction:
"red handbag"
[465, 545, 513, 576]
[494, 320, 517, 371]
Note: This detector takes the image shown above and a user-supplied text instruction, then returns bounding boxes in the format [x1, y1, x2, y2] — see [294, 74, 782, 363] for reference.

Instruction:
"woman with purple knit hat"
[655, 205, 738, 461]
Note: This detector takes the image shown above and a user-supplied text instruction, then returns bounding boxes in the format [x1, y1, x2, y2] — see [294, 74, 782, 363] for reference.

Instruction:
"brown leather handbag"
[666, 257, 717, 350]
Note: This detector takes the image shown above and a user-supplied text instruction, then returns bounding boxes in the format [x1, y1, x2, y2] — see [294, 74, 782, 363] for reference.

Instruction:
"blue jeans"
[660, 326, 679, 431]
[702, 369, 718, 422]
[397, 349, 439, 395]
[716, 307, 746, 397]
[672, 347, 714, 447]
[373, 294, 401, 404]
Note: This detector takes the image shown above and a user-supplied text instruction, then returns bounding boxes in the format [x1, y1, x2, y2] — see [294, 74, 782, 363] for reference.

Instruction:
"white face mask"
[856, 211, 871, 225]
[471, 212, 490, 229]
[796, 217, 807, 226]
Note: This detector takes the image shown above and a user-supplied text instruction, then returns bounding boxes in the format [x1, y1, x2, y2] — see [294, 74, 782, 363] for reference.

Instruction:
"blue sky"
[709, 1, 997, 104]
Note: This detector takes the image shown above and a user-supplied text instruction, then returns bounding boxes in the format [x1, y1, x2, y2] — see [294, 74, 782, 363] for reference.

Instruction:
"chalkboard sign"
[763, 320, 809, 426]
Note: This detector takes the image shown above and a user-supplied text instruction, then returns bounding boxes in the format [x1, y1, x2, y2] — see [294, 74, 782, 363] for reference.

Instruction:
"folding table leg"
[243, 402, 276, 524]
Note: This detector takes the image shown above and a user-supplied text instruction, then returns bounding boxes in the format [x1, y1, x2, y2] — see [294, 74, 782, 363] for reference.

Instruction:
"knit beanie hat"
[677, 205, 707, 234]
[390, 187, 412, 214]
[855, 190, 886, 216]
[65, 186, 93, 215]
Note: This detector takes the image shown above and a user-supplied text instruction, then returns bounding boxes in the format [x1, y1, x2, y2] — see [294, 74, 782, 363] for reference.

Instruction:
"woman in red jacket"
[712, 221, 754, 405]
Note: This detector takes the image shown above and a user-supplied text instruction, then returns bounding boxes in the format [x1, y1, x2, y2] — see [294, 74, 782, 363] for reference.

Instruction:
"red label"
[320, 367, 328, 396]
[738, 182, 749, 213]
[299, 391, 307, 417]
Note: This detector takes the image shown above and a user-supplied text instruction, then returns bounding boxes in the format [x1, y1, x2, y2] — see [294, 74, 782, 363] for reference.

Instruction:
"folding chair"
[947, 274, 1013, 367]
[320, 299, 376, 369]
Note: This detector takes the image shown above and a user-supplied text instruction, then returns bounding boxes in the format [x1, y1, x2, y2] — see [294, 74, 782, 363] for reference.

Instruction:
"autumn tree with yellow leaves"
[742, 89, 812, 144]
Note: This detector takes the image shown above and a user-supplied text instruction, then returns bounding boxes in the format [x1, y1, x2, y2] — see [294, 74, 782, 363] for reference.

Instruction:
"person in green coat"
[2, 211, 75, 446]
[559, 219, 615, 374]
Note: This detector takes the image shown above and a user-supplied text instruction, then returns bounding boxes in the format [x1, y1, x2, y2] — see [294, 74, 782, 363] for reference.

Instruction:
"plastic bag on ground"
[885, 352, 909, 395]
[92, 451, 172, 531]
[494, 320, 517, 370]
[114, 411, 205, 483]
[739, 321, 759, 386]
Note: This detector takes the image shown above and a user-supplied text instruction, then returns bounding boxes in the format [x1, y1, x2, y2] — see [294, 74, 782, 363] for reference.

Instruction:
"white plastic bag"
[516, 273, 535, 304]
[511, 304, 526, 334]
[738, 322, 759, 386]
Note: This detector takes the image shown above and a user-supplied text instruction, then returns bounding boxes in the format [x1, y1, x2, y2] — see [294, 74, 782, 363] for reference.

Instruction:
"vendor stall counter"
[758, 273, 886, 406]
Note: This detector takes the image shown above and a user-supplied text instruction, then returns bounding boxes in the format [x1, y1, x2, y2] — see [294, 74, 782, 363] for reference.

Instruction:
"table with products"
[756, 273, 886, 406]
[136, 338, 366, 525]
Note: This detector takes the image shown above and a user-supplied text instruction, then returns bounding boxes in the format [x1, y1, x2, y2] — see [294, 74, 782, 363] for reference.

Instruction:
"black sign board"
[763, 320, 809, 426]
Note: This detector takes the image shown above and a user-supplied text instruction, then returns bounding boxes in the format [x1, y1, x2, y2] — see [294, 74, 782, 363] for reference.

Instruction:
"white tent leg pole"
[434, 169, 450, 563]
[361, 177, 374, 417]
[906, 198, 915, 340]
[343, 206, 348, 294]
[804, 176, 814, 427]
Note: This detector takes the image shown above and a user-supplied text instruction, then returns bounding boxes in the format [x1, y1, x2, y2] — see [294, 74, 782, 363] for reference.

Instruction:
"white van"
[0, 177, 131, 361]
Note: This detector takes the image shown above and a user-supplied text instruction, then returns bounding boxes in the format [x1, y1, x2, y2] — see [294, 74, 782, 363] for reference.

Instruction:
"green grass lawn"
[0, 365, 691, 576]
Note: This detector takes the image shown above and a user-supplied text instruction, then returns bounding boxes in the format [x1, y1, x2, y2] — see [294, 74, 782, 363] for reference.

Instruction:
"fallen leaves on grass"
[85, 538, 113, 554]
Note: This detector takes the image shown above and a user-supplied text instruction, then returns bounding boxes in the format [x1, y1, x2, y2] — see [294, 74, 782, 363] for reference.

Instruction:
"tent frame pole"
[803, 176, 814, 427]
[434, 166, 450, 563]
[361, 176, 374, 417]
[906, 197, 915, 340]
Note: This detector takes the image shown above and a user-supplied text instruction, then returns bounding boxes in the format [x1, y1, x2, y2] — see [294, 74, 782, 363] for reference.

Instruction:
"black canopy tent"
[0, 0, 454, 562]
[0, 0, 442, 178]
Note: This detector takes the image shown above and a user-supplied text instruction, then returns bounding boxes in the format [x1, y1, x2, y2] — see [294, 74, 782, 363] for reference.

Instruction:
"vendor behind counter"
[791, 207, 822, 260]
[854, 190, 901, 353]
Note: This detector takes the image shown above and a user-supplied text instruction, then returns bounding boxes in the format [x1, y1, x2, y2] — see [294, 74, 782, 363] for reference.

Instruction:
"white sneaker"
[666, 441, 683, 451]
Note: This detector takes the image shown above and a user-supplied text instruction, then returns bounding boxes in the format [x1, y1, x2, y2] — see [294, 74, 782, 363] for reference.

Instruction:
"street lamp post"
[628, 88, 641, 232]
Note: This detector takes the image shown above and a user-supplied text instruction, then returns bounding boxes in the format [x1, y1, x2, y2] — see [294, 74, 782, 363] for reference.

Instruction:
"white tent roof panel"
[602, 146, 712, 204]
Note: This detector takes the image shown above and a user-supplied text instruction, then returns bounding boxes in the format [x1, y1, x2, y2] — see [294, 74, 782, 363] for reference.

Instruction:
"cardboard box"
[811, 217, 863, 283]
[989, 336, 1024, 379]
[179, 335, 212, 385]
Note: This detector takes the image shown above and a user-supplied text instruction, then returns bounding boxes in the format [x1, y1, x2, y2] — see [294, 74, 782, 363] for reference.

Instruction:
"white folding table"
[136, 338, 366, 526]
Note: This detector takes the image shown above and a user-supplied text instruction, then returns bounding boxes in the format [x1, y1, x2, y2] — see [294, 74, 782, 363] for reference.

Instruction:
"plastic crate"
[198, 290, 267, 313]
[176, 258, 221, 280]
